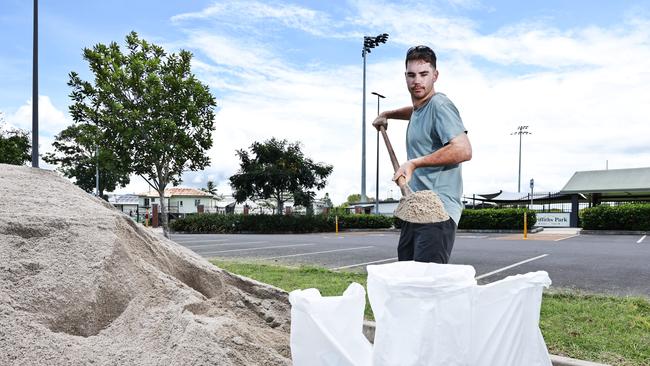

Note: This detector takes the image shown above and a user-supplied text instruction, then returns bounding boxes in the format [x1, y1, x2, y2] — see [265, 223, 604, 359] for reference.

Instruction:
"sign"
[536, 212, 570, 227]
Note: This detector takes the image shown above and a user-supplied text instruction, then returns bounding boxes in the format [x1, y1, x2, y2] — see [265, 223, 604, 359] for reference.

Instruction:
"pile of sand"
[394, 190, 449, 224]
[0, 164, 291, 365]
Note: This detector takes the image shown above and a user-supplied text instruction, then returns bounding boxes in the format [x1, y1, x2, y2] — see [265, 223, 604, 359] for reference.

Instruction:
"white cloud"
[5, 96, 70, 135]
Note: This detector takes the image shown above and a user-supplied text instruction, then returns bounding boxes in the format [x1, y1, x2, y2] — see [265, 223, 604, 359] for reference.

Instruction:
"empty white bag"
[367, 261, 477, 366]
[289, 282, 372, 366]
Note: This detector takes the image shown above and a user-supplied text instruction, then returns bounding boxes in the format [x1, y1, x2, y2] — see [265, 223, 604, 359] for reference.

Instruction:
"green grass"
[211, 260, 650, 366]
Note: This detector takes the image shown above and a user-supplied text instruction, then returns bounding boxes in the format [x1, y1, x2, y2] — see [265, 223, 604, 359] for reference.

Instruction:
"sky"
[1, 0, 650, 205]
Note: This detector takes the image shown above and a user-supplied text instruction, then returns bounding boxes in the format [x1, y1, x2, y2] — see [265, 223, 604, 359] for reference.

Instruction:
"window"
[195, 199, 201, 206]
[152, 197, 156, 203]
[144, 198, 150, 206]
[179, 201, 183, 207]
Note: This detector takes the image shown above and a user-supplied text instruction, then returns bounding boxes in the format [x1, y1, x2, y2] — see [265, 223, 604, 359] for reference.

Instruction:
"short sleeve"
[434, 102, 466, 146]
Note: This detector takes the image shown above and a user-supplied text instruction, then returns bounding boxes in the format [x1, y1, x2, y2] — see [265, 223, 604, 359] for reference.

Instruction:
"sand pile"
[394, 190, 449, 224]
[0, 164, 291, 365]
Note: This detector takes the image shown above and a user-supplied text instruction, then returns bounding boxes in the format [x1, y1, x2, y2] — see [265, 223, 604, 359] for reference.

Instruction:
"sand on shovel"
[0, 164, 291, 365]
[393, 190, 450, 224]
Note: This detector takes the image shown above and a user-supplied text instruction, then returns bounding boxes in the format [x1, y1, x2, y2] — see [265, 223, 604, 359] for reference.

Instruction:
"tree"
[346, 193, 374, 205]
[201, 180, 223, 200]
[43, 123, 130, 198]
[0, 113, 31, 165]
[229, 138, 333, 215]
[68, 32, 216, 237]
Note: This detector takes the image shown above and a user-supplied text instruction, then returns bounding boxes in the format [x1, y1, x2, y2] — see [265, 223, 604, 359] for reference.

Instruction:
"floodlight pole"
[361, 33, 388, 204]
[372, 91, 385, 215]
[32, 0, 39, 167]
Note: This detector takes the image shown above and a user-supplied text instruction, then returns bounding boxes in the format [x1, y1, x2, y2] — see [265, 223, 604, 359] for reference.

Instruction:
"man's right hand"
[372, 114, 388, 131]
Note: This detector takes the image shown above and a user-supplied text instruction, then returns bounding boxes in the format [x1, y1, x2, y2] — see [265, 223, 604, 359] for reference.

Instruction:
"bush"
[170, 213, 393, 233]
[580, 204, 650, 231]
[458, 209, 536, 230]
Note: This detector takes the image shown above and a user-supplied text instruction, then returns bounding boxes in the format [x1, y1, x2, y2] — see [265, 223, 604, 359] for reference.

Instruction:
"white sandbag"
[289, 282, 372, 366]
[469, 271, 552, 366]
[367, 261, 477, 366]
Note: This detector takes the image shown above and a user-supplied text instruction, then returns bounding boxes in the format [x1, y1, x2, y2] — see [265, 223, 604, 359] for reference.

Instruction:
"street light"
[371, 91, 385, 215]
[511, 125, 532, 192]
[361, 33, 388, 203]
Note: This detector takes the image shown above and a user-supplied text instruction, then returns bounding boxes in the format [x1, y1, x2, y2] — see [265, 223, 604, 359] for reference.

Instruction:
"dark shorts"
[398, 218, 457, 264]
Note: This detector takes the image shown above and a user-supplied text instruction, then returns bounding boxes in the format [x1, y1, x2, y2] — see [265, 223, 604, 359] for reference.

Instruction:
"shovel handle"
[379, 125, 412, 196]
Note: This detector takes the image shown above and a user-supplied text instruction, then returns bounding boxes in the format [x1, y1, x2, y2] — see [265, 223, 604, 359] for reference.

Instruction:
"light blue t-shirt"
[406, 93, 467, 224]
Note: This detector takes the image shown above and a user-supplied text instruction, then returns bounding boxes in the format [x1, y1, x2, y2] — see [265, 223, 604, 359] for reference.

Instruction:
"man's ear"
[433, 69, 439, 81]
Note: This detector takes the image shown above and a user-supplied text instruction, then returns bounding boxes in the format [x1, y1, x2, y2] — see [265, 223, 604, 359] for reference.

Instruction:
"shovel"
[379, 125, 449, 224]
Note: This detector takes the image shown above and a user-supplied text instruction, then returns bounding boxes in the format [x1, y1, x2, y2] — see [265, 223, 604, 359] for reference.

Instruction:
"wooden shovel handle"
[379, 125, 412, 196]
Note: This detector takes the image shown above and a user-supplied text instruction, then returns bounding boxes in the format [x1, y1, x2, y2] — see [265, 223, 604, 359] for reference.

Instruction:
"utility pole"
[511, 125, 531, 192]
[32, 0, 39, 167]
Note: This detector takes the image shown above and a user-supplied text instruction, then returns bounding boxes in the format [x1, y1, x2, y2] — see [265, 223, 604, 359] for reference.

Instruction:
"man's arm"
[372, 106, 413, 131]
[393, 132, 472, 183]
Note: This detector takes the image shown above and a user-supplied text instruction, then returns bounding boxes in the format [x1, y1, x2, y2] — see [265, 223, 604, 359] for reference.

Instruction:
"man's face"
[405, 59, 438, 101]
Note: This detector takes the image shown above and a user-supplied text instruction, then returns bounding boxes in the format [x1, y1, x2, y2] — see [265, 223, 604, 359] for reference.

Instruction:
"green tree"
[229, 138, 333, 215]
[0, 113, 31, 165]
[346, 193, 374, 205]
[201, 180, 223, 200]
[43, 123, 130, 198]
[68, 32, 216, 237]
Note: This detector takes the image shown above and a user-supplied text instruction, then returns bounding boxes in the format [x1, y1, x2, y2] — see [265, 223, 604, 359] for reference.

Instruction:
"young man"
[372, 45, 472, 263]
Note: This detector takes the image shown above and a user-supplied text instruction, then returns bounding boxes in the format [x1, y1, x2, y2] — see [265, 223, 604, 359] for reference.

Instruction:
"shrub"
[580, 204, 650, 231]
[459, 209, 536, 230]
[170, 213, 392, 233]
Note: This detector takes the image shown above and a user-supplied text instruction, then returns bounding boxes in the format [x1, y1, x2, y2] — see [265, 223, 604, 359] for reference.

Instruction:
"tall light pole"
[371, 91, 385, 215]
[361, 33, 388, 203]
[32, 0, 39, 167]
[511, 125, 532, 192]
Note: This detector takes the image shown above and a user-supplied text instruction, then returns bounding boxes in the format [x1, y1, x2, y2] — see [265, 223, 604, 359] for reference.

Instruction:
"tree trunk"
[159, 188, 169, 238]
[276, 198, 284, 216]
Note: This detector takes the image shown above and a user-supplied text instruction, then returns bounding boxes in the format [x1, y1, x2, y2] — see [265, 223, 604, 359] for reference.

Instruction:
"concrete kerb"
[361, 321, 611, 366]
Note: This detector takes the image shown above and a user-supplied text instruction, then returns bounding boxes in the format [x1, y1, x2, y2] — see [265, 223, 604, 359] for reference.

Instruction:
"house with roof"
[136, 187, 222, 215]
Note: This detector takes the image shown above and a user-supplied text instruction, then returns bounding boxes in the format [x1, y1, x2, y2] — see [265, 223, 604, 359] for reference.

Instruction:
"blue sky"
[2, 0, 650, 204]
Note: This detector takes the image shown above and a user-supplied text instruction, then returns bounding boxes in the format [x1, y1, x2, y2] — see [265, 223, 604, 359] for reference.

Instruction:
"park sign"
[536, 213, 570, 227]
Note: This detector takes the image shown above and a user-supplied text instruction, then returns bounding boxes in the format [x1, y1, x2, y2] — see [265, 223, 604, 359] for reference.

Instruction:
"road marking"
[638, 235, 647, 244]
[175, 239, 229, 244]
[457, 235, 488, 239]
[201, 243, 315, 255]
[475, 254, 549, 280]
[554, 234, 580, 242]
[260, 246, 374, 260]
[184, 241, 267, 249]
[331, 257, 398, 271]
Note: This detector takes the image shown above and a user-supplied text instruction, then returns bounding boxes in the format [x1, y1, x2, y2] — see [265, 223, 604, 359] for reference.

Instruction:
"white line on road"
[260, 246, 374, 260]
[638, 235, 647, 244]
[331, 257, 398, 271]
[202, 243, 315, 255]
[457, 235, 488, 239]
[184, 241, 267, 249]
[175, 239, 229, 244]
[554, 234, 580, 242]
[475, 254, 549, 280]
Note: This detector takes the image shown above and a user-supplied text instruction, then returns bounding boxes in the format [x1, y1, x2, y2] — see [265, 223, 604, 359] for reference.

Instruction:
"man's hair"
[405, 45, 437, 69]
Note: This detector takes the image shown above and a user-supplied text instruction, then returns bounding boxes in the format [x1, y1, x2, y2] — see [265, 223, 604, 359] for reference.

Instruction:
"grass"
[212, 259, 650, 366]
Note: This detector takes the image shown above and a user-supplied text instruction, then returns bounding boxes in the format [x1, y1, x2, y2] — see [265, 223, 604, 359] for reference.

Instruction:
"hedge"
[580, 204, 650, 231]
[458, 208, 536, 230]
[170, 213, 393, 233]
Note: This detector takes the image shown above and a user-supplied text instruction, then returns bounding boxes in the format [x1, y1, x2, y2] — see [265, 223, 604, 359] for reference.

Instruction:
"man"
[372, 45, 472, 263]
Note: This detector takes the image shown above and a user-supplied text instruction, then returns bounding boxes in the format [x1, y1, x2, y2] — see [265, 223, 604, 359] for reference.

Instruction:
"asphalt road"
[170, 231, 650, 298]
